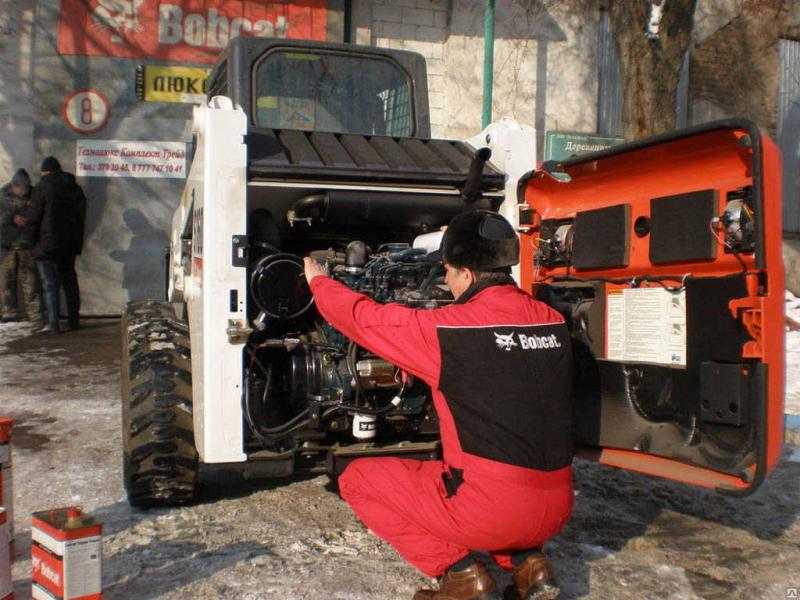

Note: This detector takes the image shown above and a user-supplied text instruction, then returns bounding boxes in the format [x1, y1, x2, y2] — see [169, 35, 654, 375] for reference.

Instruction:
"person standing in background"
[28, 157, 87, 333]
[0, 168, 44, 328]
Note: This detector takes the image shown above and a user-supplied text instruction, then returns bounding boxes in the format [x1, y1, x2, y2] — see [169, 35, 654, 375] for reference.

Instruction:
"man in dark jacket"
[28, 157, 87, 333]
[0, 168, 44, 327]
[304, 211, 573, 600]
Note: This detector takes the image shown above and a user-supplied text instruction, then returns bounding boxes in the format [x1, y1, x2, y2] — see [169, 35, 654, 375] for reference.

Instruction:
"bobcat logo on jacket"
[494, 332, 518, 351]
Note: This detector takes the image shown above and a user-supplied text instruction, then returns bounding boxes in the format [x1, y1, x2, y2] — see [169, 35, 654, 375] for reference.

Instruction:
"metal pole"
[482, 0, 495, 129]
[343, 0, 352, 43]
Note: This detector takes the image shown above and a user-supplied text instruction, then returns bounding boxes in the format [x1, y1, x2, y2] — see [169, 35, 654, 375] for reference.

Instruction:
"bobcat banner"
[57, 0, 329, 64]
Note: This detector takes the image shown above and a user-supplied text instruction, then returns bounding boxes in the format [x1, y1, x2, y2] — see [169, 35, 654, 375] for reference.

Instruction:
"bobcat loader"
[121, 38, 784, 507]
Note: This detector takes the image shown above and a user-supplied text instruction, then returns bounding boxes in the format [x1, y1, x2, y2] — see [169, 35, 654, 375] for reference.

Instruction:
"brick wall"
[690, 0, 785, 134]
[351, 0, 599, 145]
[354, 0, 451, 134]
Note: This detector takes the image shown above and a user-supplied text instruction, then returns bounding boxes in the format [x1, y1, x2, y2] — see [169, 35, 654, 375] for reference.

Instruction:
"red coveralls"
[309, 276, 574, 578]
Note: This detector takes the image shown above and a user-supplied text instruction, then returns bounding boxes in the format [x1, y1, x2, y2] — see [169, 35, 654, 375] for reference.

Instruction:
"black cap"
[11, 168, 30, 187]
[40, 156, 61, 173]
[440, 210, 519, 271]
[10, 169, 31, 197]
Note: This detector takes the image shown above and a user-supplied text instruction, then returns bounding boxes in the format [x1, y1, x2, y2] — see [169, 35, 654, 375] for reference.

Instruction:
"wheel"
[122, 300, 198, 507]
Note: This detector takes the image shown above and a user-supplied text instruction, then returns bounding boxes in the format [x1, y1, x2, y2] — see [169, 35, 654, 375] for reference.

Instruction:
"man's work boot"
[414, 562, 500, 600]
[506, 552, 560, 600]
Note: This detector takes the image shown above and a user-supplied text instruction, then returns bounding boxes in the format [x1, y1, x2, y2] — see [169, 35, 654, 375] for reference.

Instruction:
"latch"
[226, 319, 252, 344]
[231, 234, 248, 267]
[728, 296, 764, 359]
[517, 204, 539, 233]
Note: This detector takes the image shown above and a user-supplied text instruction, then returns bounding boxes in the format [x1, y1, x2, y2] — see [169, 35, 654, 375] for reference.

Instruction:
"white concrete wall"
[0, 1, 34, 181]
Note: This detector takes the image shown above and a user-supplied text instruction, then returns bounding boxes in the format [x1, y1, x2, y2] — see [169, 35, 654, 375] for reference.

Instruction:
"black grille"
[247, 128, 505, 190]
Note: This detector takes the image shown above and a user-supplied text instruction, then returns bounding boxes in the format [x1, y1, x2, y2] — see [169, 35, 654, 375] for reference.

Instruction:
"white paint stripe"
[31, 582, 58, 600]
[31, 531, 102, 553]
[32, 527, 65, 556]
[248, 180, 504, 197]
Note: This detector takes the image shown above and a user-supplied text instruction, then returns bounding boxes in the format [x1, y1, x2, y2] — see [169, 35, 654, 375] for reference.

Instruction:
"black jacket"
[0, 183, 36, 249]
[28, 171, 87, 258]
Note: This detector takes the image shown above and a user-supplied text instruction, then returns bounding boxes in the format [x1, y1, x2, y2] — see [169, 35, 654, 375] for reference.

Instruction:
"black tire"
[122, 300, 198, 507]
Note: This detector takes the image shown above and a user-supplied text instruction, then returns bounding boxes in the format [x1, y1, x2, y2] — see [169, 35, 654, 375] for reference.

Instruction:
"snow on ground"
[0, 321, 35, 350]
[786, 291, 800, 415]
[1, 310, 799, 600]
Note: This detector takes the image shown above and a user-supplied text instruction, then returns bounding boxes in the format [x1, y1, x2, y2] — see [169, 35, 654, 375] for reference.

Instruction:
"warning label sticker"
[64, 537, 102, 598]
[607, 287, 687, 367]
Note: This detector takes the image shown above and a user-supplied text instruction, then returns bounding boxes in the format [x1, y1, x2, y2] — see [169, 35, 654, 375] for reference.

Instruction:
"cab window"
[253, 50, 413, 137]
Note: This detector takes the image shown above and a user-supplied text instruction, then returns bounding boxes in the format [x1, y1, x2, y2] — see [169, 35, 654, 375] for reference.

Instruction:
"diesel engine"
[242, 238, 451, 453]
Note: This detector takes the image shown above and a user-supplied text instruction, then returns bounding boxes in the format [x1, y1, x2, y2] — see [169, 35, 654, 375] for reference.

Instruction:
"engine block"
[243, 240, 446, 451]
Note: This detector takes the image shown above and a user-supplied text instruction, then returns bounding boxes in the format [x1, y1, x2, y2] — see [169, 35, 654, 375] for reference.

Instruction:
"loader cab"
[206, 37, 432, 137]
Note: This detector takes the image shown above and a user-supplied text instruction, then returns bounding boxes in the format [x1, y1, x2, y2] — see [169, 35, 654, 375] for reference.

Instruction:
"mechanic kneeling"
[303, 210, 574, 600]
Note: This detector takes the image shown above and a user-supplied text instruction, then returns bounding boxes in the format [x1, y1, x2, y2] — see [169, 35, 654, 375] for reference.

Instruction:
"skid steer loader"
[121, 38, 784, 508]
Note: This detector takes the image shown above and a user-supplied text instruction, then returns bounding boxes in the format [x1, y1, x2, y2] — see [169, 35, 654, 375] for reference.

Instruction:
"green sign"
[544, 131, 625, 161]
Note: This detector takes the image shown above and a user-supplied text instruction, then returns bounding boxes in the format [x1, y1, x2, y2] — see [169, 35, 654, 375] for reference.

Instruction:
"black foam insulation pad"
[572, 204, 630, 270]
[685, 274, 748, 366]
[649, 189, 718, 265]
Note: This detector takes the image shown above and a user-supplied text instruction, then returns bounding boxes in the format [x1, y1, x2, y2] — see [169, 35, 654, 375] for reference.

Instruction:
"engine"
[243, 239, 449, 452]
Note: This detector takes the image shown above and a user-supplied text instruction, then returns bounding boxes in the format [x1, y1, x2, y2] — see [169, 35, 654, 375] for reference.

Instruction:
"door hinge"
[728, 296, 764, 359]
[516, 203, 539, 233]
[226, 319, 252, 344]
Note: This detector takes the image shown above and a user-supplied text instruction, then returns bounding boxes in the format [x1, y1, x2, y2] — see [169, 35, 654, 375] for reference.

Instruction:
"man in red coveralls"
[303, 210, 573, 600]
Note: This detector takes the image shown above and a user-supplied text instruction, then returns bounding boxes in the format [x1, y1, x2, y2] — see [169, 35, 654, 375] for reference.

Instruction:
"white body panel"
[182, 97, 248, 463]
[465, 118, 537, 282]
[168, 103, 524, 464]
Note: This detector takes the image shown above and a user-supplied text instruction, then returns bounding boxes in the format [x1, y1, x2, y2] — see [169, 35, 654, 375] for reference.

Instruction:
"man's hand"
[12, 214, 26, 227]
[303, 257, 329, 283]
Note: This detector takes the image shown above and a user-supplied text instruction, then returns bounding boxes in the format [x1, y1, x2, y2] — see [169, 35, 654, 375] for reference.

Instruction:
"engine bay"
[242, 208, 453, 459]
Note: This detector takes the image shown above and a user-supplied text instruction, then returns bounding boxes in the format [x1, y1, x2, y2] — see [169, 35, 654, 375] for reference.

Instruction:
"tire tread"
[122, 300, 198, 508]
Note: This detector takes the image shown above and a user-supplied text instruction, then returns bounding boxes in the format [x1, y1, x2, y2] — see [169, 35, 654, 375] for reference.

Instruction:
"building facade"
[0, 0, 797, 314]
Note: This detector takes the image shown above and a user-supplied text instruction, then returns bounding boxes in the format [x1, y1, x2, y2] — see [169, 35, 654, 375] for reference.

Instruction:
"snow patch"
[0, 321, 34, 350]
[655, 564, 701, 600]
[786, 292, 800, 415]
[150, 342, 177, 351]
[786, 290, 800, 322]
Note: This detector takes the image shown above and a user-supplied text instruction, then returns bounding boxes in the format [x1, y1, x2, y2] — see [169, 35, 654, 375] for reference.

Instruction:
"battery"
[0, 508, 11, 600]
[0, 419, 12, 552]
[31, 508, 102, 600]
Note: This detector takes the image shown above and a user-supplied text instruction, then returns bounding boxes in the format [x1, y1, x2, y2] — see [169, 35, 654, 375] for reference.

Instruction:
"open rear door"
[519, 120, 784, 495]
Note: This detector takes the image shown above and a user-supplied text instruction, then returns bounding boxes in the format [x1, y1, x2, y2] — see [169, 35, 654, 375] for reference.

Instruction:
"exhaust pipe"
[460, 147, 492, 204]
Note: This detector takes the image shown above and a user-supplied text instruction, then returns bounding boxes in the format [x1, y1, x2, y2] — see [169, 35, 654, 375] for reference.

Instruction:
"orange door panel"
[518, 120, 784, 495]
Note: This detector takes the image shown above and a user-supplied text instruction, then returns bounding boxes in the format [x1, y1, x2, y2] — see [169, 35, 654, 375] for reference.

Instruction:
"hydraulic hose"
[243, 367, 311, 445]
[288, 193, 328, 225]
